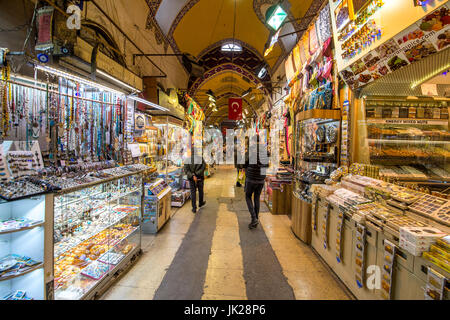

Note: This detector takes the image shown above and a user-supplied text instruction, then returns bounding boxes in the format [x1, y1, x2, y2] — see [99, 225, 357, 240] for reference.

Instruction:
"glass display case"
[359, 97, 450, 191]
[154, 118, 185, 181]
[0, 196, 47, 300]
[52, 173, 142, 300]
[136, 125, 161, 167]
[294, 117, 340, 203]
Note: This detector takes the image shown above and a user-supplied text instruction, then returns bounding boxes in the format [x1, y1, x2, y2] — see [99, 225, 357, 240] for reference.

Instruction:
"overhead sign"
[339, 2, 450, 90]
[330, 0, 449, 72]
[266, 4, 288, 31]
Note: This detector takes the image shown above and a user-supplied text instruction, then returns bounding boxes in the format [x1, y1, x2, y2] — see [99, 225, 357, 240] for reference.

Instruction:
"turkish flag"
[228, 98, 243, 120]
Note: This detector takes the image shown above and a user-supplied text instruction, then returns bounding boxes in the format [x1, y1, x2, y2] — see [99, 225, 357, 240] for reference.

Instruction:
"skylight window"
[221, 43, 242, 52]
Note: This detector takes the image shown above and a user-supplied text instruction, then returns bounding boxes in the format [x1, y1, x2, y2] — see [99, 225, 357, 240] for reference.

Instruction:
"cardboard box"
[399, 227, 446, 245]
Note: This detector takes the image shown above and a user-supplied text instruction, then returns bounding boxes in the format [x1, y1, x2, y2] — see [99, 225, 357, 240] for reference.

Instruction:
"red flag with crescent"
[228, 98, 242, 120]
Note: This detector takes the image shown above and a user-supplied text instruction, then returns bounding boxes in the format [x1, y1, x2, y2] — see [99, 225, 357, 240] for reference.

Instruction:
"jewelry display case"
[136, 125, 160, 167]
[358, 97, 450, 192]
[0, 195, 48, 300]
[153, 116, 186, 182]
[51, 171, 143, 300]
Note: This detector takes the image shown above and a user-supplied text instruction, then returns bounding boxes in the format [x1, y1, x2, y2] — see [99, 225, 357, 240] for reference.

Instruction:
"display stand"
[142, 178, 172, 234]
[311, 179, 450, 300]
[291, 193, 312, 244]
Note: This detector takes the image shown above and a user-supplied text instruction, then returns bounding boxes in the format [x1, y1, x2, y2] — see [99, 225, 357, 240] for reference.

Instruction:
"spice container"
[408, 103, 417, 118]
[416, 103, 425, 118]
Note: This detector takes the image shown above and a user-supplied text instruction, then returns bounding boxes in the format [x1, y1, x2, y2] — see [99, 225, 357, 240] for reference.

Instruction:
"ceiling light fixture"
[97, 69, 140, 92]
[411, 63, 450, 89]
[206, 89, 216, 102]
[241, 88, 252, 98]
[128, 96, 169, 111]
[258, 67, 267, 79]
[265, 4, 288, 31]
[35, 64, 125, 96]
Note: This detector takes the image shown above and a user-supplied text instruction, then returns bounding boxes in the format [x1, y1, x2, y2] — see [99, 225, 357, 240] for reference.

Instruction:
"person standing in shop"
[243, 135, 269, 229]
[184, 144, 206, 214]
[234, 142, 245, 187]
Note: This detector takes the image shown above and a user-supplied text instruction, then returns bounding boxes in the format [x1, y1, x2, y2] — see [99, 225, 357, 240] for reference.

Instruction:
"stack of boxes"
[399, 227, 446, 256]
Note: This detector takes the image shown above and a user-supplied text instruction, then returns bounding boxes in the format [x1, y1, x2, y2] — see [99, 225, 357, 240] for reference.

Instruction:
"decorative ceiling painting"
[145, 0, 169, 52]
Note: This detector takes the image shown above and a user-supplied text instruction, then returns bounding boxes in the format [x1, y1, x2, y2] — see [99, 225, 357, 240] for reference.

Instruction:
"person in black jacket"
[184, 149, 206, 213]
[243, 135, 269, 229]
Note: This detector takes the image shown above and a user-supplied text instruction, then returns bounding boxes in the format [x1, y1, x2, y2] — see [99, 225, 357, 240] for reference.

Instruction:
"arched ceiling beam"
[197, 38, 265, 62]
[189, 63, 267, 97]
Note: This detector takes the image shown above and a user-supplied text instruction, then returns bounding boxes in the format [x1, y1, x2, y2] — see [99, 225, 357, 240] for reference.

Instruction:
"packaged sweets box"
[399, 239, 430, 256]
[399, 227, 446, 245]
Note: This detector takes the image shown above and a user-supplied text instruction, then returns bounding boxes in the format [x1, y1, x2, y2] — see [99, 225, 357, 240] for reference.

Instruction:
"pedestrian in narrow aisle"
[184, 143, 206, 213]
[243, 134, 269, 229]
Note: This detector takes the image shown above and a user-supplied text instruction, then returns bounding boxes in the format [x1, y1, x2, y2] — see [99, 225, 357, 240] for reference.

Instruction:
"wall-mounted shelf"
[298, 109, 341, 121]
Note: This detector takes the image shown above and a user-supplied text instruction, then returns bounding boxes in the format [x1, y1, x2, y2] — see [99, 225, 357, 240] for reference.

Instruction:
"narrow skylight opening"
[221, 43, 242, 53]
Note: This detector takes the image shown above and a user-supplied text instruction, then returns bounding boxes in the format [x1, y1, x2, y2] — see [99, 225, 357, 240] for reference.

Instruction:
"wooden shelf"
[0, 263, 43, 282]
[298, 109, 341, 121]
[0, 222, 45, 236]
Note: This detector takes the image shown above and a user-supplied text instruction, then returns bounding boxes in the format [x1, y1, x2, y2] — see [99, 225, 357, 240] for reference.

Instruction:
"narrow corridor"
[102, 166, 351, 300]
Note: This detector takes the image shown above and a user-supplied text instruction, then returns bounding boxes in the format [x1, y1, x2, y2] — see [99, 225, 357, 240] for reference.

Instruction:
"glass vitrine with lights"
[359, 97, 450, 192]
[294, 117, 340, 203]
[52, 173, 142, 300]
[152, 116, 186, 190]
[0, 196, 47, 300]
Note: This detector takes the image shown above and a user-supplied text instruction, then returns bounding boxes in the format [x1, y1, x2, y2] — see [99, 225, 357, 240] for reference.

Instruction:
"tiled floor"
[101, 166, 351, 300]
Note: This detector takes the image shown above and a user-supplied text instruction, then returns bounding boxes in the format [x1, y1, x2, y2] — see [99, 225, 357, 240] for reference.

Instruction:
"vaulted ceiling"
[145, 0, 325, 124]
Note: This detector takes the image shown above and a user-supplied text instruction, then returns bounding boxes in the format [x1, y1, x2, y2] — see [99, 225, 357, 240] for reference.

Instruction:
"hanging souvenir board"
[292, 45, 302, 73]
[334, 0, 353, 31]
[317, 4, 333, 45]
[309, 24, 320, 56]
[285, 54, 296, 83]
[380, 239, 397, 300]
[354, 223, 367, 289]
[335, 208, 345, 263]
[352, 0, 372, 14]
[339, 3, 450, 90]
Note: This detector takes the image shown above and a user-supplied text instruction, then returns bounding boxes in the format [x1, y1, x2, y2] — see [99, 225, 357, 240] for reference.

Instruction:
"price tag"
[60, 160, 66, 167]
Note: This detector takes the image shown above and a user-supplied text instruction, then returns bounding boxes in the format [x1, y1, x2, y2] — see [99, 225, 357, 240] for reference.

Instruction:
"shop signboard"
[330, 0, 449, 72]
[337, 2, 450, 90]
[157, 89, 185, 119]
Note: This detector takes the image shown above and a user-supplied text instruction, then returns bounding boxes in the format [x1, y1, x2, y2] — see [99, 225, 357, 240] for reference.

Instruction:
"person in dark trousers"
[243, 136, 269, 229]
[184, 150, 206, 213]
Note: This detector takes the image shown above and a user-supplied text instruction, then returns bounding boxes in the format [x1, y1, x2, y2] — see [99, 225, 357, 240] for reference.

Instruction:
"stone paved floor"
[101, 165, 351, 300]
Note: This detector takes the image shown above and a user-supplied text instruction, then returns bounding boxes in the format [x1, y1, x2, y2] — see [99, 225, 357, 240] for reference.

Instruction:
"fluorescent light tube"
[128, 96, 169, 111]
[97, 69, 140, 92]
[35, 64, 125, 96]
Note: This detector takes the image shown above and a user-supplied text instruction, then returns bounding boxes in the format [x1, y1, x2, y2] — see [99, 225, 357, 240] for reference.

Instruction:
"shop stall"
[302, 0, 450, 300]
[283, 1, 340, 241]
[310, 165, 449, 300]
[0, 55, 153, 299]
[262, 99, 295, 215]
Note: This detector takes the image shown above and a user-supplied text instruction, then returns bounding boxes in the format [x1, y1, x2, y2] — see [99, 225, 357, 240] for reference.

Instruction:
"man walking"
[184, 148, 206, 213]
[243, 135, 269, 229]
